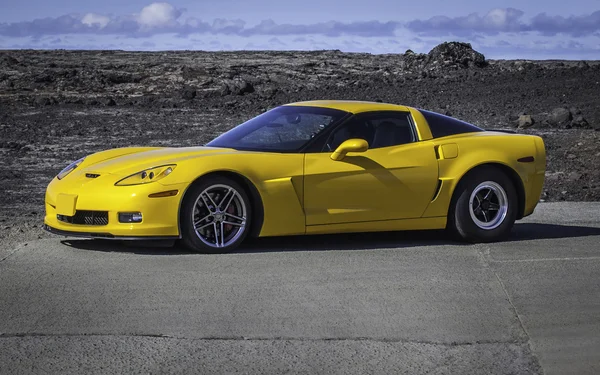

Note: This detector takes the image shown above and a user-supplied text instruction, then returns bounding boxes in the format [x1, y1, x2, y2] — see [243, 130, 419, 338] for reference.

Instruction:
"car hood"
[81, 146, 237, 175]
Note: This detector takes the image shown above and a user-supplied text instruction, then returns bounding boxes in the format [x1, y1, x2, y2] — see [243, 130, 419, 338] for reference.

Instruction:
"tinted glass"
[419, 109, 483, 138]
[207, 106, 347, 152]
[325, 112, 416, 151]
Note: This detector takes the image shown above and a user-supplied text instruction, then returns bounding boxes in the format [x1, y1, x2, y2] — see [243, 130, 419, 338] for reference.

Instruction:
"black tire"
[180, 176, 252, 253]
[447, 166, 518, 243]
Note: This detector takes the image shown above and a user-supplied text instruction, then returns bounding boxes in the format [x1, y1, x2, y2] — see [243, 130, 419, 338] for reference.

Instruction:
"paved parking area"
[1, 202, 599, 374]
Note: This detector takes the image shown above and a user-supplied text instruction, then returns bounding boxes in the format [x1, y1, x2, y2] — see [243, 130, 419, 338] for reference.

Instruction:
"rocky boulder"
[518, 115, 535, 129]
[33, 97, 52, 106]
[571, 115, 589, 129]
[220, 79, 255, 96]
[548, 107, 572, 126]
[427, 42, 487, 69]
[0, 54, 20, 67]
[100, 97, 116, 106]
[180, 87, 197, 100]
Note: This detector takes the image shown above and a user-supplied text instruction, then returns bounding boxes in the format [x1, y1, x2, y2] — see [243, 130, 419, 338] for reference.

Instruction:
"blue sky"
[0, 0, 599, 59]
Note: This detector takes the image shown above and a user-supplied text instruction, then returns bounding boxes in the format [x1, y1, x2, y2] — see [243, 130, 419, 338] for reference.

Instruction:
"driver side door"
[303, 111, 439, 226]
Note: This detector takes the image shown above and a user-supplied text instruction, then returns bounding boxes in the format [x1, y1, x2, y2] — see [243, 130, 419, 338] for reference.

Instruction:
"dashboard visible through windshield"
[206, 106, 348, 152]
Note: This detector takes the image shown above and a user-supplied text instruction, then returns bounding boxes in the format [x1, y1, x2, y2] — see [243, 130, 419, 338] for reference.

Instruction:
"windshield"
[206, 106, 348, 152]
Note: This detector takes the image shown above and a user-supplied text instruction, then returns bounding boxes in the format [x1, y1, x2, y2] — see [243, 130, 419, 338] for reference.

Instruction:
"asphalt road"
[1, 202, 599, 374]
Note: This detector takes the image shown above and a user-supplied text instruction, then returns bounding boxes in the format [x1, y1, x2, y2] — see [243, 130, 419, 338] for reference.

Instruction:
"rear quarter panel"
[422, 132, 545, 218]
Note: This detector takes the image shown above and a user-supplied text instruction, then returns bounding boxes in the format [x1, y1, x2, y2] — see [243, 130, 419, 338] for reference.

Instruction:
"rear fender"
[422, 145, 533, 219]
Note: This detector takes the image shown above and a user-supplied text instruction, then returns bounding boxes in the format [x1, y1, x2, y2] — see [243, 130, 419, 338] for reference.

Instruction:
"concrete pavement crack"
[0, 332, 529, 346]
[0, 243, 24, 264]
[476, 244, 546, 375]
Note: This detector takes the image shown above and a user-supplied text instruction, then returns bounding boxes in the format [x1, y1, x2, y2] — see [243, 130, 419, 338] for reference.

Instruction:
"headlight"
[57, 158, 85, 180]
[115, 165, 176, 186]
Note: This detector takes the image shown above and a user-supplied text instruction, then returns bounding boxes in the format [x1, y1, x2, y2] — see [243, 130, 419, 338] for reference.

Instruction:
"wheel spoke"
[473, 195, 482, 210]
[213, 222, 220, 247]
[194, 210, 213, 229]
[200, 193, 215, 213]
[482, 210, 489, 222]
[224, 212, 245, 222]
[221, 189, 236, 211]
[223, 220, 244, 227]
[194, 213, 212, 227]
[206, 192, 219, 210]
[483, 189, 492, 200]
[488, 202, 500, 211]
[195, 221, 213, 230]
[220, 222, 225, 248]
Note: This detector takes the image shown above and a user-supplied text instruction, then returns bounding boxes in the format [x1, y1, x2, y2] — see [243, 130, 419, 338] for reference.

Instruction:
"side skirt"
[304, 216, 447, 235]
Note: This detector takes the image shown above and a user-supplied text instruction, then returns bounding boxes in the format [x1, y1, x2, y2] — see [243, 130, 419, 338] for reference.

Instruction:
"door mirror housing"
[330, 138, 369, 161]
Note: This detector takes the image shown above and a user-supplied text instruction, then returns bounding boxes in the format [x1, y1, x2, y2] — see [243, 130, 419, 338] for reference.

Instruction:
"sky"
[0, 0, 599, 59]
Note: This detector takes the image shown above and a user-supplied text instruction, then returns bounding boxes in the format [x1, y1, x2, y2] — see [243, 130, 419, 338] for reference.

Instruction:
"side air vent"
[431, 180, 443, 202]
[86, 173, 101, 178]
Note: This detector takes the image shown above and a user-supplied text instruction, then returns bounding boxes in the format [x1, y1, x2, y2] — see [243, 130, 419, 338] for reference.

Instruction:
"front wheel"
[448, 167, 518, 242]
[180, 176, 251, 253]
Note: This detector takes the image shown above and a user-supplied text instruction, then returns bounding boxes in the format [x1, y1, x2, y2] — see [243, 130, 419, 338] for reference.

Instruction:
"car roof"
[284, 100, 412, 114]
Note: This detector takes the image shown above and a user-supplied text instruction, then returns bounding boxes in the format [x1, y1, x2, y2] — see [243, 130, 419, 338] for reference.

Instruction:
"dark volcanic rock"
[100, 97, 117, 106]
[219, 84, 231, 96]
[180, 87, 197, 100]
[571, 115, 589, 128]
[34, 97, 52, 106]
[0, 54, 19, 66]
[427, 42, 487, 69]
[104, 72, 143, 84]
[0, 45, 599, 211]
[548, 107, 573, 127]
[229, 79, 255, 95]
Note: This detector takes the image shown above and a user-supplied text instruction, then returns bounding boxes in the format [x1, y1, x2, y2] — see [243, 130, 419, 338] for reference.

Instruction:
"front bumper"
[44, 175, 188, 238]
[43, 224, 180, 240]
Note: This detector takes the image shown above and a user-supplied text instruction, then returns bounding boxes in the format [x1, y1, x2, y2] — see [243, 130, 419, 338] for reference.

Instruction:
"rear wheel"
[180, 176, 251, 253]
[448, 166, 518, 242]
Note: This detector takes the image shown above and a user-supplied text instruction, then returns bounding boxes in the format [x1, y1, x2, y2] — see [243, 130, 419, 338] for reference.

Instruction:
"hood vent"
[86, 173, 101, 179]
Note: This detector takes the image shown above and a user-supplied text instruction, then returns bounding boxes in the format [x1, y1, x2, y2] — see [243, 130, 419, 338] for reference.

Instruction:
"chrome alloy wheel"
[192, 184, 247, 249]
[468, 181, 508, 230]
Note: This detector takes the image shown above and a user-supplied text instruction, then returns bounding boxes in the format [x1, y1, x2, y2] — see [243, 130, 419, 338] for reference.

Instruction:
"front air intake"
[57, 210, 108, 226]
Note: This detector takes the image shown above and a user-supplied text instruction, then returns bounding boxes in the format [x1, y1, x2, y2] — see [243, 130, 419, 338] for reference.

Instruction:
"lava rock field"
[0, 42, 599, 226]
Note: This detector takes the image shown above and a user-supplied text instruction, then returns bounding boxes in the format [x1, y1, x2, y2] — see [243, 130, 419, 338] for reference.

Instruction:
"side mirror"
[330, 138, 369, 161]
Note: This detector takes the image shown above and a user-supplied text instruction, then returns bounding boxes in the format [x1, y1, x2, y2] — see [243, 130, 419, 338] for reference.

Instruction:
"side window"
[324, 112, 415, 151]
[420, 109, 483, 138]
[368, 114, 415, 149]
[325, 118, 375, 151]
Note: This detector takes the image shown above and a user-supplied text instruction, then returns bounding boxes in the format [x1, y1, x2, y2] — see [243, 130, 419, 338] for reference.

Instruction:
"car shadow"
[506, 222, 600, 242]
[58, 222, 600, 255]
[60, 239, 190, 255]
[238, 230, 453, 253]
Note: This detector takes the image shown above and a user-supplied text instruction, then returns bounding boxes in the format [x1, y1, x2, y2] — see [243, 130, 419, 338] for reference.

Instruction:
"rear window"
[419, 109, 483, 138]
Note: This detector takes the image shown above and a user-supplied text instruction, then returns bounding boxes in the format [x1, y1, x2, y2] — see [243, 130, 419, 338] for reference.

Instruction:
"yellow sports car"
[44, 100, 546, 253]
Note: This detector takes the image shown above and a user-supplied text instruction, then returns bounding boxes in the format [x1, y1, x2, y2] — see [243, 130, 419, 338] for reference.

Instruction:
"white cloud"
[82, 13, 110, 29]
[211, 18, 245, 33]
[484, 9, 520, 28]
[407, 8, 526, 35]
[137, 2, 182, 28]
